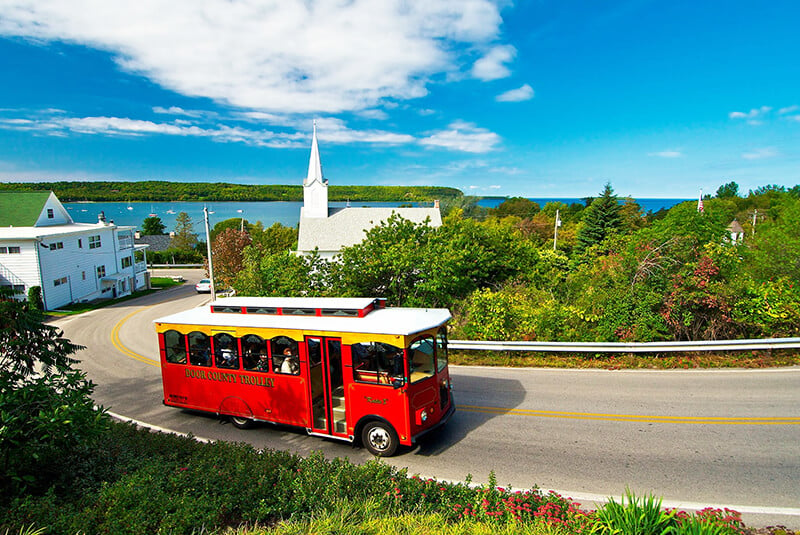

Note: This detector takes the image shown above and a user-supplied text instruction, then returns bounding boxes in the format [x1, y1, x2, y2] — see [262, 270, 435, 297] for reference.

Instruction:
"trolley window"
[164, 330, 187, 364]
[436, 329, 448, 373]
[271, 336, 300, 375]
[352, 342, 404, 385]
[409, 336, 435, 383]
[242, 334, 270, 372]
[188, 331, 212, 367]
[213, 333, 239, 369]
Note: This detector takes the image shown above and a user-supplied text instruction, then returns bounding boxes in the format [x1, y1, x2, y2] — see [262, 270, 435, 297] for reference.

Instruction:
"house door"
[306, 337, 346, 437]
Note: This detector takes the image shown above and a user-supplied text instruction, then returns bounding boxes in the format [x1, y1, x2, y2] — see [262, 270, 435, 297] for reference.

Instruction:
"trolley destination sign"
[184, 367, 276, 387]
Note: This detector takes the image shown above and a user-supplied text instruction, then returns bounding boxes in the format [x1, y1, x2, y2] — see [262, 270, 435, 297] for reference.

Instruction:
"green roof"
[0, 191, 51, 227]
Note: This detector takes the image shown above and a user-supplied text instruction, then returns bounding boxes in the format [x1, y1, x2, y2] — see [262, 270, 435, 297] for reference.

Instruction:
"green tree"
[234, 249, 329, 297]
[575, 183, 621, 254]
[141, 216, 166, 235]
[330, 214, 436, 306]
[250, 222, 298, 255]
[0, 299, 107, 495]
[716, 181, 740, 198]
[171, 212, 197, 251]
[489, 197, 540, 218]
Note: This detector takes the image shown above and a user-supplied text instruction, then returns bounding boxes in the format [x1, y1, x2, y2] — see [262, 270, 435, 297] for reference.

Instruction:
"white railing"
[448, 338, 800, 353]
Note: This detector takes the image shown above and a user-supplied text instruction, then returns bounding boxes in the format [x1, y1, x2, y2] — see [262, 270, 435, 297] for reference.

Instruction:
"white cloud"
[742, 147, 778, 160]
[729, 106, 772, 123]
[419, 121, 500, 153]
[648, 150, 683, 158]
[0, 0, 505, 114]
[356, 109, 390, 121]
[313, 117, 414, 144]
[778, 105, 799, 114]
[471, 44, 516, 81]
[496, 84, 534, 102]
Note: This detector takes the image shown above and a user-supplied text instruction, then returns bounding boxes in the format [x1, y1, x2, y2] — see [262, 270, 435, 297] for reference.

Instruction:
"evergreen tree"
[575, 183, 621, 253]
[172, 212, 197, 251]
[715, 181, 740, 198]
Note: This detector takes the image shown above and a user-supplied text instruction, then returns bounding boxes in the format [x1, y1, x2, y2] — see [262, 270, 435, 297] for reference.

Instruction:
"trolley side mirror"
[392, 378, 404, 389]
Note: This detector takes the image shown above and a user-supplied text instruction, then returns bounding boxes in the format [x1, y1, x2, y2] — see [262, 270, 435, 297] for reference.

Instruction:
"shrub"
[26, 286, 43, 310]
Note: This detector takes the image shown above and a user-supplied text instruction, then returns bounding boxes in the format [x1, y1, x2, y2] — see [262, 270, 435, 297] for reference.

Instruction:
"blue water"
[477, 197, 689, 213]
[64, 198, 690, 231]
[63, 201, 401, 231]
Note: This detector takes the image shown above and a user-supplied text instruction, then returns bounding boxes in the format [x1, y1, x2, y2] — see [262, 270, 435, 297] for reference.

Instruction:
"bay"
[64, 198, 690, 231]
[63, 201, 404, 231]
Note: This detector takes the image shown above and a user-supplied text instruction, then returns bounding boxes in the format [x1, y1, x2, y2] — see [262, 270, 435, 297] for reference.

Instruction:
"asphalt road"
[54, 269, 800, 528]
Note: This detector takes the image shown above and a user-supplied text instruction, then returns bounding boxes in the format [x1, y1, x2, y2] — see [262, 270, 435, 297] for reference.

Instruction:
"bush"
[26, 286, 43, 310]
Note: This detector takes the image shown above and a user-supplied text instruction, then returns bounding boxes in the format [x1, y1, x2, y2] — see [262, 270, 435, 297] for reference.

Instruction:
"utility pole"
[204, 205, 216, 301]
[553, 209, 561, 251]
[751, 209, 758, 236]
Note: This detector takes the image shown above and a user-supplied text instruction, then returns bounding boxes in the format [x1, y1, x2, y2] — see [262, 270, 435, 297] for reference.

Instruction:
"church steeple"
[302, 121, 329, 218]
[305, 120, 325, 186]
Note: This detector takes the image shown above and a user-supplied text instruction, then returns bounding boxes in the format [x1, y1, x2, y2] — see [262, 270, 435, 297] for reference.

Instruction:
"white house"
[0, 191, 149, 310]
[297, 123, 442, 260]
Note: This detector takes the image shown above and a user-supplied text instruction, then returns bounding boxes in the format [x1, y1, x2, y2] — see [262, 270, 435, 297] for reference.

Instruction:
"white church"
[296, 124, 442, 260]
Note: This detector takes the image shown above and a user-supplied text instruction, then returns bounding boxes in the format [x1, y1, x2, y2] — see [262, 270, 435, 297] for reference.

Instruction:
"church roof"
[298, 206, 442, 253]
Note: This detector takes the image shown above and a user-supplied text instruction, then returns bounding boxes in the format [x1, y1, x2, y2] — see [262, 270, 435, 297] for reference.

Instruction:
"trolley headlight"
[420, 410, 428, 422]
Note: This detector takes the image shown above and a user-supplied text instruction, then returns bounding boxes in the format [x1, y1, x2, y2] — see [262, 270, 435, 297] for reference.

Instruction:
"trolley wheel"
[361, 421, 398, 456]
[230, 415, 253, 429]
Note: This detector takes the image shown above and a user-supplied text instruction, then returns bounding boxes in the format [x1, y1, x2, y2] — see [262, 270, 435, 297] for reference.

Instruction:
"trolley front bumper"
[411, 399, 456, 444]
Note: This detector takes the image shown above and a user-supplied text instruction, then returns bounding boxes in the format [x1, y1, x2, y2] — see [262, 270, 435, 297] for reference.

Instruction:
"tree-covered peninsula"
[0, 181, 463, 203]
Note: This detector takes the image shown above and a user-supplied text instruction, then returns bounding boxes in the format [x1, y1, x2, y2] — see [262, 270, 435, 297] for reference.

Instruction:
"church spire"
[302, 120, 329, 218]
[305, 120, 325, 186]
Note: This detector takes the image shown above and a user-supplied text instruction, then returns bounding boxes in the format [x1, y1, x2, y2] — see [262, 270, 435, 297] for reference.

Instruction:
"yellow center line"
[110, 306, 160, 367]
[458, 404, 800, 425]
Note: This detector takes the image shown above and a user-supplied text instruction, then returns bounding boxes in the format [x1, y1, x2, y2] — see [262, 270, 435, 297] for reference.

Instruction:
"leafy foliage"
[209, 228, 252, 289]
[141, 215, 166, 235]
[0, 300, 107, 497]
[716, 181, 740, 199]
[0, 181, 462, 203]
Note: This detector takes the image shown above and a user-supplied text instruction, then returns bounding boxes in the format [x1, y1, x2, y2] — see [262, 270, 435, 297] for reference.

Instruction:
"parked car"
[195, 279, 212, 293]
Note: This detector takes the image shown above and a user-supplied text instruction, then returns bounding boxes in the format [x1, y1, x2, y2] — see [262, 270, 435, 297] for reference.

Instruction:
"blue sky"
[0, 1, 798, 198]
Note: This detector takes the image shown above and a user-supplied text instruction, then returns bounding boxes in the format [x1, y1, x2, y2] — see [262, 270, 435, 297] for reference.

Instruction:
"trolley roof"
[154, 297, 451, 336]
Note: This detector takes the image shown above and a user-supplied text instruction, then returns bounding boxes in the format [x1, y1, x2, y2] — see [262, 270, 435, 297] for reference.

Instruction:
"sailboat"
[127, 200, 133, 211]
[148, 204, 157, 217]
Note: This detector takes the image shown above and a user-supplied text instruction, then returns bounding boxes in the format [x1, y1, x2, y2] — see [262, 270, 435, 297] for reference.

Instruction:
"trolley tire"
[230, 415, 253, 429]
[361, 420, 399, 456]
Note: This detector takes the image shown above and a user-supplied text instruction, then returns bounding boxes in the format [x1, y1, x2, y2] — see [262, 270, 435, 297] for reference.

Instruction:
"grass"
[45, 276, 183, 316]
[1, 422, 796, 535]
[449, 350, 800, 370]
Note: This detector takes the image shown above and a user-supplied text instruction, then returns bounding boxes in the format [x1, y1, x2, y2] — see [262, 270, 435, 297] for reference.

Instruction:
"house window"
[49, 242, 64, 251]
[89, 235, 101, 249]
[54, 276, 68, 287]
[82, 271, 86, 280]
[97, 265, 106, 279]
[47, 208, 54, 219]
[1, 283, 25, 293]
[0, 246, 20, 254]
[78, 238, 83, 248]
[0, 247, 6, 254]
[121, 256, 133, 269]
